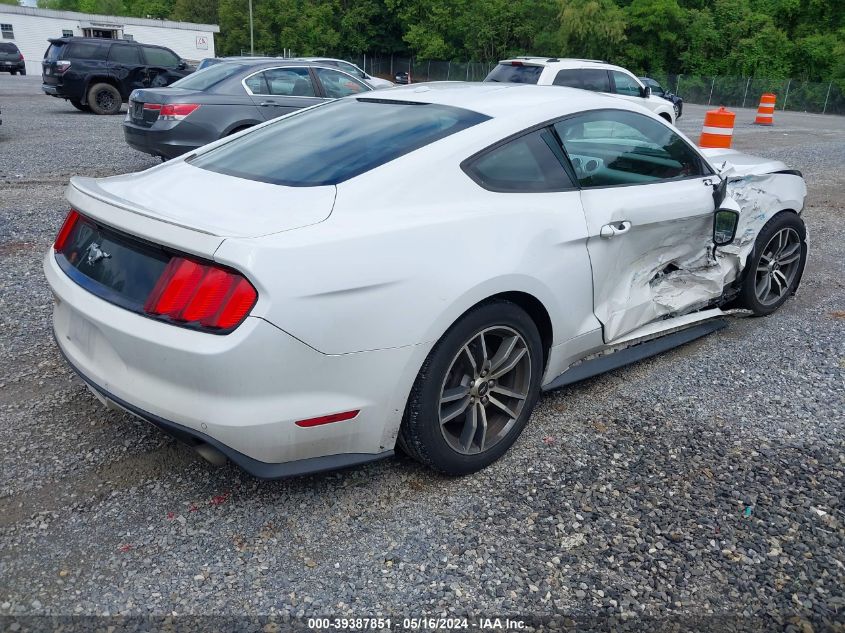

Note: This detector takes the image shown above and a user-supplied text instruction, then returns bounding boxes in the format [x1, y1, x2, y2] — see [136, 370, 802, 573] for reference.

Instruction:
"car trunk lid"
[67, 161, 337, 240]
[128, 88, 206, 127]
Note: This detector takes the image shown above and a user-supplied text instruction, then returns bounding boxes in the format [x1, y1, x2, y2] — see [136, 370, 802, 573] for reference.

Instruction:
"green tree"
[555, 0, 627, 61]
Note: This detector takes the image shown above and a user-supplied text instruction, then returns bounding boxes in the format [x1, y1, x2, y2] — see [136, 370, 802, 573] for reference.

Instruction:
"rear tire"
[87, 83, 122, 115]
[70, 100, 91, 112]
[19, 68, 25, 76]
[10, 70, 16, 76]
[399, 300, 543, 475]
[735, 211, 807, 316]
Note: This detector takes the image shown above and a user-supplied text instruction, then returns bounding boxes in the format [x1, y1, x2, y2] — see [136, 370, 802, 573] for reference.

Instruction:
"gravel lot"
[1, 76, 844, 630]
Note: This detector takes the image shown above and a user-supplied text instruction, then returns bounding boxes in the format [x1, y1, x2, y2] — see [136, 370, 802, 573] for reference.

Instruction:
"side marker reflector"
[295, 410, 360, 428]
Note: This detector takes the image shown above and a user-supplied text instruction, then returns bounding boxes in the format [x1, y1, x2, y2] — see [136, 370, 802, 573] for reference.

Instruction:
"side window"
[610, 71, 642, 97]
[465, 128, 574, 192]
[67, 42, 108, 60]
[554, 110, 705, 187]
[108, 44, 141, 65]
[553, 68, 610, 92]
[314, 67, 368, 98]
[244, 71, 269, 95]
[143, 46, 179, 67]
[262, 67, 316, 96]
[336, 60, 366, 79]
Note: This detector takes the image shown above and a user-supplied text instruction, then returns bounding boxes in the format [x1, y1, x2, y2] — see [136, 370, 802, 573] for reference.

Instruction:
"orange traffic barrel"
[754, 93, 776, 125]
[699, 106, 735, 148]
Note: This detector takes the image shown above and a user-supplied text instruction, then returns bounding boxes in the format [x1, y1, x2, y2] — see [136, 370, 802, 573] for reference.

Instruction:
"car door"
[108, 43, 145, 95]
[553, 109, 718, 342]
[139, 45, 183, 88]
[312, 67, 371, 99]
[244, 66, 322, 121]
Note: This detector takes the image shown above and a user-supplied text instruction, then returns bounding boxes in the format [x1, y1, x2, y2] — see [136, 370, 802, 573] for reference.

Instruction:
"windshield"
[485, 63, 543, 84]
[170, 62, 245, 91]
[190, 98, 489, 186]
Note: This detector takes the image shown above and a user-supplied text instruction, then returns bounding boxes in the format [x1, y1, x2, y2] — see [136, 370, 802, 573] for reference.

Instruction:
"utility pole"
[249, 0, 254, 56]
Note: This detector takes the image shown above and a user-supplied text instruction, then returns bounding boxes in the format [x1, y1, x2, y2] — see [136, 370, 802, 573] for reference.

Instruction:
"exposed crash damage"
[604, 148, 808, 342]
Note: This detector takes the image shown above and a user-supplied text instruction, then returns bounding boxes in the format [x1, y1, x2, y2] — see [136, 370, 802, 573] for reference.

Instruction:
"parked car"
[394, 70, 410, 84]
[46, 83, 807, 478]
[0, 42, 25, 75]
[640, 76, 683, 119]
[485, 58, 677, 123]
[41, 37, 192, 115]
[296, 57, 393, 89]
[123, 59, 373, 160]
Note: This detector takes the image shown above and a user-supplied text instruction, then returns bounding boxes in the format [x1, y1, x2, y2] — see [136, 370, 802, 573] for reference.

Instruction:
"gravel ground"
[1, 77, 844, 631]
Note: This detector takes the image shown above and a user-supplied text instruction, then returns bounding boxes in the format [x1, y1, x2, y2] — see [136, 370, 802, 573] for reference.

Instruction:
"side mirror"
[178, 60, 187, 70]
[641, 85, 651, 98]
[713, 198, 741, 246]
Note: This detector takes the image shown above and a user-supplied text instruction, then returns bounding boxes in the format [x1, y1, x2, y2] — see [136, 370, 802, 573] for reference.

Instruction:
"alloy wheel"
[438, 326, 532, 455]
[96, 90, 116, 111]
[754, 227, 802, 306]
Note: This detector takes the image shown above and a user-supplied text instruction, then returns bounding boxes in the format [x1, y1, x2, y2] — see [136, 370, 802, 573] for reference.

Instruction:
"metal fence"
[645, 73, 844, 115]
[243, 51, 844, 115]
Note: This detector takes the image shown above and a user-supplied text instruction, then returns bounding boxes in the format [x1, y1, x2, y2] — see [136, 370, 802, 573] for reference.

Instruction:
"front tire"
[736, 211, 807, 316]
[87, 83, 122, 115]
[399, 301, 543, 475]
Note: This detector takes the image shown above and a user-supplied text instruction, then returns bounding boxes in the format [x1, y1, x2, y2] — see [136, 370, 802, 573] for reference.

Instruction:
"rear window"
[485, 63, 543, 84]
[44, 42, 65, 60]
[0, 43, 19, 54]
[190, 98, 489, 187]
[171, 62, 246, 91]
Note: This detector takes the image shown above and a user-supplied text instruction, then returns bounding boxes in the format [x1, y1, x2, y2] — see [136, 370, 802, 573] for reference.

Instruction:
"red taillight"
[144, 257, 257, 331]
[295, 410, 360, 428]
[161, 103, 200, 118]
[55, 60, 71, 74]
[18, 53, 24, 61]
[54, 209, 80, 252]
[144, 103, 200, 120]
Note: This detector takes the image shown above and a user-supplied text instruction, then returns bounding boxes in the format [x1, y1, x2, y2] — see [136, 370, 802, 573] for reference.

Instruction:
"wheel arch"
[83, 76, 121, 104]
[221, 121, 260, 138]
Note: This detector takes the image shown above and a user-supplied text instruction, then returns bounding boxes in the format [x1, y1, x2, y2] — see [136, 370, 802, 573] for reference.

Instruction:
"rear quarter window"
[66, 42, 109, 61]
[44, 43, 65, 61]
[484, 63, 543, 84]
[552, 68, 611, 92]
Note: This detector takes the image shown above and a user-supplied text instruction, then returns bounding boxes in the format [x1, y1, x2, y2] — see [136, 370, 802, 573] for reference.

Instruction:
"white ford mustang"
[45, 83, 808, 478]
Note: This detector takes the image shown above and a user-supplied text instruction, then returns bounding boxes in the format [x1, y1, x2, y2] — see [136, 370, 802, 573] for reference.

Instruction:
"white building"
[0, 5, 218, 75]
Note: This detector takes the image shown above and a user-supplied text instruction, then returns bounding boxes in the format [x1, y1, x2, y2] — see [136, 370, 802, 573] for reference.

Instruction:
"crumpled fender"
[644, 162, 807, 318]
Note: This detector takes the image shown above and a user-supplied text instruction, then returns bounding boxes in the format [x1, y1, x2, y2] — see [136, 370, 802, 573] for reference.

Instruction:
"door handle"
[600, 221, 632, 238]
[259, 100, 276, 106]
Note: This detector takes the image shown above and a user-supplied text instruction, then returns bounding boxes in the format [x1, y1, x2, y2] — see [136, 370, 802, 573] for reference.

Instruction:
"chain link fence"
[242, 51, 844, 115]
[645, 72, 844, 115]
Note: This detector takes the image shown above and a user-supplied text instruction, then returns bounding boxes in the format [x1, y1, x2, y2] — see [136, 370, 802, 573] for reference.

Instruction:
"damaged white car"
[45, 83, 807, 478]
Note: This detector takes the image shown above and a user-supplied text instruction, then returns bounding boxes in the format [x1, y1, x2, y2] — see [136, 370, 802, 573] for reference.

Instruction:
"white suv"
[485, 58, 677, 124]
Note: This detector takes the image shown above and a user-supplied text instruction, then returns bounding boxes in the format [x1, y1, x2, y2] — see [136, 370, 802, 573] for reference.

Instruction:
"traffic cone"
[699, 106, 735, 149]
[754, 93, 776, 125]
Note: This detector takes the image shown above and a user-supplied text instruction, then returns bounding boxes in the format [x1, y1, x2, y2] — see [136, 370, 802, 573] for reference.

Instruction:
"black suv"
[0, 42, 25, 75]
[42, 37, 192, 115]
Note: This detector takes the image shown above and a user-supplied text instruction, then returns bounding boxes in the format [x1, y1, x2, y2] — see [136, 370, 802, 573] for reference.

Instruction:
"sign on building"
[196, 35, 208, 50]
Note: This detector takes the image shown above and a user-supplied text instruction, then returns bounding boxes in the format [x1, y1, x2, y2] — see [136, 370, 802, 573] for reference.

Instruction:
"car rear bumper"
[0, 62, 24, 72]
[45, 247, 408, 476]
[123, 120, 209, 159]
